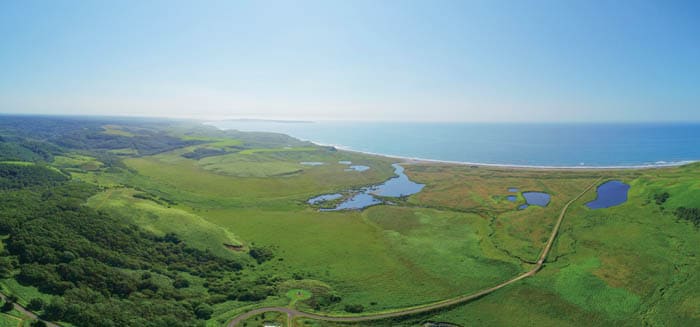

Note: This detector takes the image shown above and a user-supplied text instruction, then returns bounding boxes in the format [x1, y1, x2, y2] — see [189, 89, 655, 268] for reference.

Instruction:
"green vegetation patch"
[87, 188, 242, 256]
[101, 124, 136, 137]
[0, 313, 21, 327]
[53, 154, 104, 171]
[365, 207, 521, 295]
[554, 258, 640, 319]
[198, 152, 304, 177]
[0, 162, 68, 189]
[0, 278, 54, 306]
[238, 146, 318, 155]
[286, 289, 313, 307]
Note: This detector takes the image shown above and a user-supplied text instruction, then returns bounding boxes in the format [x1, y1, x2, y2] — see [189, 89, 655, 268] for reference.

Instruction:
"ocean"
[206, 121, 700, 168]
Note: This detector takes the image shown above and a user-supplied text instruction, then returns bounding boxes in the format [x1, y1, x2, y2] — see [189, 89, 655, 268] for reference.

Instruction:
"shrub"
[344, 304, 364, 313]
[194, 303, 213, 320]
[31, 320, 48, 327]
[1, 300, 14, 312]
[249, 246, 274, 264]
[173, 277, 190, 289]
[27, 298, 45, 311]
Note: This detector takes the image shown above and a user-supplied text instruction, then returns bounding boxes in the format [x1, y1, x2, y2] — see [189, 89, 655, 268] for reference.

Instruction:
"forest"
[0, 164, 273, 326]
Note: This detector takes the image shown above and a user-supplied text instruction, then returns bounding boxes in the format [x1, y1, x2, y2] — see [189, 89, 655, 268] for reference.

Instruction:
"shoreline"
[207, 124, 698, 170]
[334, 145, 696, 170]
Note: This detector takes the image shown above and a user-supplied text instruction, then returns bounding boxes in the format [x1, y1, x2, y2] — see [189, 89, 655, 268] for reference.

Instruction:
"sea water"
[207, 121, 700, 167]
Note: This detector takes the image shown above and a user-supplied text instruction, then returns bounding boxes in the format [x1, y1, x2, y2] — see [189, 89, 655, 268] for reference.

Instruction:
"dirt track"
[228, 178, 601, 326]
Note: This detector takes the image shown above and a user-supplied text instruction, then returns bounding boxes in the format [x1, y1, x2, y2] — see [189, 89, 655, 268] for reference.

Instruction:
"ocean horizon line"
[316, 142, 698, 170]
[206, 122, 698, 170]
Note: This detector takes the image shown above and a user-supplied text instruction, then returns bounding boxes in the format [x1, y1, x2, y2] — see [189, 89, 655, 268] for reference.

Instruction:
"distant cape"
[218, 118, 314, 124]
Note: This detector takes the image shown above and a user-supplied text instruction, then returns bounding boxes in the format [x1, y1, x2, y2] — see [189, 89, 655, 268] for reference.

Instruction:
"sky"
[1, 0, 698, 122]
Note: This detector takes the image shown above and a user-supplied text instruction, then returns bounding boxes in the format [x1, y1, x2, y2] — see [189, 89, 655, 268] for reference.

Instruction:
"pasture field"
[28, 125, 698, 326]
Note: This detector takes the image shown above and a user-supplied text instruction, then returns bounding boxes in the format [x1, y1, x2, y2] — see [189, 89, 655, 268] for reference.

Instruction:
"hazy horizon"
[1, 1, 699, 122]
[4, 112, 700, 124]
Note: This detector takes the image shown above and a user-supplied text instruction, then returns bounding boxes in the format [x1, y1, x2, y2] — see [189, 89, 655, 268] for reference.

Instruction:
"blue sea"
[206, 121, 700, 168]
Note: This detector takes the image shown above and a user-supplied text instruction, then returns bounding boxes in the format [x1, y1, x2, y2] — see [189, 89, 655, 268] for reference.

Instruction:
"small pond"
[300, 161, 324, 166]
[506, 195, 517, 202]
[345, 165, 370, 172]
[338, 161, 352, 165]
[586, 180, 631, 209]
[518, 204, 529, 210]
[508, 187, 519, 192]
[311, 163, 425, 211]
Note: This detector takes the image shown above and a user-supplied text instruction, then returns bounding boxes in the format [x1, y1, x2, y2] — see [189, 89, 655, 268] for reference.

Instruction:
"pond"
[586, 180, 631, 209]
[338, 161, 352, 165]
[311, 163, 425, 211]
[508, 187, 519, 192]
[321, 193, 381, 211]
[300, 161, 324, 166]
[345, 165, 370, 172]
[520, 192, 551, 209]
[506, 195, 517, 202]
[307, 193, 342, 205]
[369, 164, 425, 197]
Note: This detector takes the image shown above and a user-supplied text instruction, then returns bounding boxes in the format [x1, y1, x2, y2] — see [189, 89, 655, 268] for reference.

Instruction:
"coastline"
[333, 144, 697, 171]
[207, 123, 698, 170]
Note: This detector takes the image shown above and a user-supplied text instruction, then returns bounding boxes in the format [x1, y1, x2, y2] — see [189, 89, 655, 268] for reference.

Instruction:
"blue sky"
[1, 0, 698, 122]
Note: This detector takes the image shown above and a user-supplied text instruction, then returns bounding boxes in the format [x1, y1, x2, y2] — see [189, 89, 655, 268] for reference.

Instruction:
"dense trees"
[0, 164, 263, 326]
[0, 163, 68, 189]
[0, 257, 13, 278]
[0, 116, 200, 156]
[27, 298, 45, 311]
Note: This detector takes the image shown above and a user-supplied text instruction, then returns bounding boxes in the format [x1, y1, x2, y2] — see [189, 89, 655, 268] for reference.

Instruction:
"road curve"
[0, 292, 60, 327]
[228, 178, 601, 327]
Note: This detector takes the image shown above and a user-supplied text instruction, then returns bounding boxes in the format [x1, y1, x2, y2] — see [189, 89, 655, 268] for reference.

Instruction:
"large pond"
[312, 163, 425, 211]
[519, 191, 551, 210]
[586, 180, 631, 209]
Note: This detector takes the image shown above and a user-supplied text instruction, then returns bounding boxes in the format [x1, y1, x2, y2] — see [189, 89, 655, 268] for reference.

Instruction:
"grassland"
[0, 313, 21, 327]
[7, 123, 696, 326]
